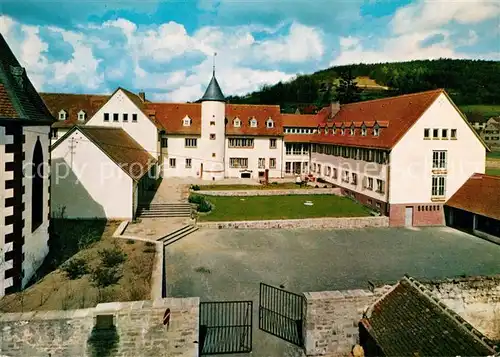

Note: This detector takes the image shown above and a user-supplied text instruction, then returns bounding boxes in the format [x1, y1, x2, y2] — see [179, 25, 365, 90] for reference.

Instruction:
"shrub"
[98, 247, 126, 268]
[90, 266, 122, 288]
[271, 181, 278, 185]
[188, 193, 204, 204]
[198, 198, 212, 213]
[191, 184, 201, 191]
[62, 257, 89, 280]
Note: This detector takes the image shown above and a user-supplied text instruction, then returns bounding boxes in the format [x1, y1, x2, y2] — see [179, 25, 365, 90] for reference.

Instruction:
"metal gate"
[259, 283, 305, 347]
[199, 301, 253, 355]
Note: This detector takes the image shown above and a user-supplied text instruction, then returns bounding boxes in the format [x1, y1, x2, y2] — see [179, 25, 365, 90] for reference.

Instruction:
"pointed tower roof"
[200, 71, 225, 102]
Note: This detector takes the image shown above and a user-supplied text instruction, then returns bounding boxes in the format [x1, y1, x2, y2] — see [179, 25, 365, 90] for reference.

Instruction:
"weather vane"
[213, 52, 217, 74]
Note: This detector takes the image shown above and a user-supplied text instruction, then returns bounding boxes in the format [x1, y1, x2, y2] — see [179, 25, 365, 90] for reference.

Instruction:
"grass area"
[486, 168, 500, 176]
[197, 182, 315, 191]
[460, 104, 500, 118]
[0, 220, 155, 312]
[198, 194, 371, 221]
[487, 151, 500, 160]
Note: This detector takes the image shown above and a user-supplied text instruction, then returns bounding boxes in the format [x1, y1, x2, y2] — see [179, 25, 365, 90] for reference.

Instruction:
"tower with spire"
[199, 53, 226, 180]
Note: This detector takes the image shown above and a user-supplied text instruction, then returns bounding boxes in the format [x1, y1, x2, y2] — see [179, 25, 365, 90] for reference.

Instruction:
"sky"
[1, 0, 499, 102]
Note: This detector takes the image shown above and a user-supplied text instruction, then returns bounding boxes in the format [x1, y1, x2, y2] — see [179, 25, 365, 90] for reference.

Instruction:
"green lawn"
[460, 104, 500, 118]
[198, 182, 313, 191]
[198, 194, 371, 221]
[486, 168, 500, 176]
[487, 151, 500, 160]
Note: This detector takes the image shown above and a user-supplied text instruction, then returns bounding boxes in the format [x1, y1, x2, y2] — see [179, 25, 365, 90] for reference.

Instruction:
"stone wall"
[197, 188, 341, 196]
[0, 298, 199, 357]
[302, 287, 391, 357]
[197, 216, 389, 230]
[423, 276, 500, 341]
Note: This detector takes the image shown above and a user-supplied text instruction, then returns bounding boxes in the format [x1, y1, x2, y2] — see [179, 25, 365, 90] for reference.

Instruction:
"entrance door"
[405, 206, 413, 227]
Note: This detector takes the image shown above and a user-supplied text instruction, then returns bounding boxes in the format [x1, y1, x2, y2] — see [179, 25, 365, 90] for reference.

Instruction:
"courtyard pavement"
[165, 226, 500, 356]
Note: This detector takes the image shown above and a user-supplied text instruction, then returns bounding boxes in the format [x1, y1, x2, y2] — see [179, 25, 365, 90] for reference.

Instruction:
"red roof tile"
[41, 92, 109, 128]
[0, 84, 17, 118]
[282, 114, 322, 128]
[226, 104, 282, 136]
[446, 173, 500, 220]
[146, 102, 201, 135]
[311, 89, 444, 149]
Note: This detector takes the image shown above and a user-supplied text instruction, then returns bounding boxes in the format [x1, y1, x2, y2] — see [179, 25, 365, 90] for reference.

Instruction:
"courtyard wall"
[198, 188, 341, 196]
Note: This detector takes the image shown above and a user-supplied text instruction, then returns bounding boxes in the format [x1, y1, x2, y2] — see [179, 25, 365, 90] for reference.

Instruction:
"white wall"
[390, 93, 485, 204]
[311, 152, 388, 202]
[225, 137, 283, 179]
[200, 101, 225, 180]
[0, 126, 8, 295]
[51, 129, 134, 219]
[50, 128, 68, 146]
[162, 135, 204, 178]
[22, 125, 51, 287]
[86, 89, 158, 159]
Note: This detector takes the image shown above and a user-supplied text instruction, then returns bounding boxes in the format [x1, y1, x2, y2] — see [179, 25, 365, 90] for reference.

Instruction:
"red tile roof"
[446, 173, 500, 220]
[41, 92, 109, 128]
[310, 89, 444, 149]
[282, 114, 322, 127]
[226, 104, 282, 136]
[0, 84, 17, 118]
[145, 102, 201, 135]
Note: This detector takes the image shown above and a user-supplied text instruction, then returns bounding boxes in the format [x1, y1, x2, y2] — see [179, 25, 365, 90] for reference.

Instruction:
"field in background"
[461, 105, 500, 118]
[198, 194, 371, 221]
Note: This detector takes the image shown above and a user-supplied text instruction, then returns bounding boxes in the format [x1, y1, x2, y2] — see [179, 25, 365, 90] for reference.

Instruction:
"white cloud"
[0, 15, 14, 35]
[339, 36, 361, 51]
[392, 0, 500, 35]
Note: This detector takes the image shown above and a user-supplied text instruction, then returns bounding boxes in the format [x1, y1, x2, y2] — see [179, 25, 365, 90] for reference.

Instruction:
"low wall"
[197, 216, 389, 230]
[303, 287, 391, 356]
[0, 298, 199, 357]
[197, 188, 341, 196]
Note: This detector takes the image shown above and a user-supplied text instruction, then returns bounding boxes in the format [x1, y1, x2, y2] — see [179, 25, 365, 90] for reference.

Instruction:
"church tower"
[199, 62, 226, 180]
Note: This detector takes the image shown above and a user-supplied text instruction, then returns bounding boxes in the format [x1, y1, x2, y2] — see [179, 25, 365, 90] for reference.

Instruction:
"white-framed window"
[285, 162, 292, 174]
[342, 170, 349, 183]
[332, 168, 337, 179]
[432, 150, 447, 169]
[324, 127, 328, 134]
[123, 113, 128, 122]
[258, 158, 265, 169]
[78, 110, 86, 121]
[183, 116, 191, 126]
[104, 113, 109, 121]
[210, 121, 215, 126]
[451, 129, 457, 139]
[113, 113, 119, 122]
[312, 162, 316, 172]
[317, 164, 321, 174]
[161, 137, 168, 148]
[424, 128, 430, 139]
[376, 179, 385, 194]
[270, 158, 276, 169]
[169, 158, 176, 168]
[234, 118, 241, 127]
[250, 118, 258, 128]
[341, 127, 345, 136]
[270, 138, 277, 149]
[51, 128, 58, 139]
[266, 118, 274, 128]
[185, 138, 197, 148]
[132, 114, 137, 122]
[326, 166, 331, 176]
[367, 177, 374, 190]
[229, 138, 254, 148]
[230, 158, 248, 168]
[373, 123, 380, 137]
[350, 124, 355, 136]
[58, 110, 67, 121]
[351, 173, 357, 185]
[433, 128, 439, 139]
[432, 175, 446, 197]
[210, 133, 216, 140]
[185, 158, 192, 168]
[441, 129, 448, 139]
[361, 125, 367, 136]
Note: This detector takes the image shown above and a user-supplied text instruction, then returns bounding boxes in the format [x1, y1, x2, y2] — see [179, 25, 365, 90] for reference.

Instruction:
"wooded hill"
[226, 59, 500, 116]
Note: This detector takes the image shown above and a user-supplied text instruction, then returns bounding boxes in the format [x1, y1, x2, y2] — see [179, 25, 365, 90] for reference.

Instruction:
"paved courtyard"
[166, 226, 500, 356]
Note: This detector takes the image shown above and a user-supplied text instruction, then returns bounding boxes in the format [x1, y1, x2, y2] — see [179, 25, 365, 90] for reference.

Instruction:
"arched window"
[250, 118, 257, 128]
[266, 118, 274, 128]
[32, 137, 44, 232]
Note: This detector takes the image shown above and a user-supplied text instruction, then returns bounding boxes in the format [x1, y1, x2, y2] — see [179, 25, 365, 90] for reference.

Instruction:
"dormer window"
[182, 116, 192, 127]
[250, 118, 257, 128]
[361, 124, 367, 136]
[332, 125, 336, 135]
[341, 124, 345, 136]
[373, 123, 380, 137]
[266, 118, 274, 128]
[78, 110, 86, 121]
[234, 118, 241, 128]
[350, 124, 355, 136]
[58, 110, 67, 121]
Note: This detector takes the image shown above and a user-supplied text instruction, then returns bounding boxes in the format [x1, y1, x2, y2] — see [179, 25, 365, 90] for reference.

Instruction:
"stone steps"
[137, 203, 193, 218]
[158, 224, 199, 246]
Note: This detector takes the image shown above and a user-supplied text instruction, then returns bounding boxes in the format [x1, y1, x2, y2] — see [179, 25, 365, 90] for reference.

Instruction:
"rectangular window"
[342, 171, 349, 183]
[431, 175, 446, 197]
[270, 138, 277, 149]
[104, 113, 109, 122]
[317, 164, 321, 174]
[285, 162, 291, 174]
[185, 138, 197, 148]
[113, 113, 119, 122]
[432, 150, 447, 169]
[332, 168, 337, 179]
[228, 138, 254, 148]
[433, 129, 439, 139]
[132, 114, 138, 122]
[441, 129, 448, 139]
[51, 129, 58, 139]
[424, 128, 430, 139]
[123, 113, 128, 122]
[229, 158, 248, 168]
[352, 173, 357, 185]
[285, 143, 292, 155]
[169, 158, 176, 168]
[210, 121, 215, 126]
[367, 177, 374, 190]
[451, 129, 457, 139]
[293, 144, 302, 155]
[185, 158, 192, 168]
[258, 158, 265, 169]
[210, 134, 216, 140]
[161, 137, 168, 148]
[270, 158, 276, 169]
[376, 179, 385, 194]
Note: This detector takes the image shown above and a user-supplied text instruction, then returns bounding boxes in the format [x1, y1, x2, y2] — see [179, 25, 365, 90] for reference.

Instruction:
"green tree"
[333, 68, 362, 104]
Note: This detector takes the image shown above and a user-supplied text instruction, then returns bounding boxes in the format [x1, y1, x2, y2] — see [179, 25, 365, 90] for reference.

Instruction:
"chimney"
[139, 91, 146, 102]
[329, 101, 340, 120]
